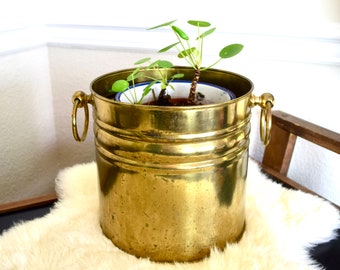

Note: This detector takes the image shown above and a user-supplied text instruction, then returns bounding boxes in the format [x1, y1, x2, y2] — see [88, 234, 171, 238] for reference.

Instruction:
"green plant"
[110, 19, 243, 105]
[110, 57, 183, 104]
[149, 20, 243, 104]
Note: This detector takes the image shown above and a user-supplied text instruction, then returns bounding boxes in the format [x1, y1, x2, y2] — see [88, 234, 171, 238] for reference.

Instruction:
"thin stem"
[123, 93, 134, 104]
[201, 58, 222, 71]
[197, 25, 203, 67]
[131, 78, 138, 103]
[186, 39, 198, 66]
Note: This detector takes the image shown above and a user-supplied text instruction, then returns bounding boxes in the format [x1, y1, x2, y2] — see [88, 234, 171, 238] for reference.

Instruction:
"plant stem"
[188, 69, 200, 104]
[202, 58, 222, 71]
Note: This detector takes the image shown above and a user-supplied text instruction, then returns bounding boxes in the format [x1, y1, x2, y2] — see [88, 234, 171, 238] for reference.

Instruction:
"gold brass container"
[72, 67, 274, 262]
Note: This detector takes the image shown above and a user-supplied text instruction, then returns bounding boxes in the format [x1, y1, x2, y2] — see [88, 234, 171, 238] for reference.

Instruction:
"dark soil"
[145, 92, 206, 106]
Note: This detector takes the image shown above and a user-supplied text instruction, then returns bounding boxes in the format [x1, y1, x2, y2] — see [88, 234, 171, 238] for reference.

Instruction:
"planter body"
[88, 67, 254, 262]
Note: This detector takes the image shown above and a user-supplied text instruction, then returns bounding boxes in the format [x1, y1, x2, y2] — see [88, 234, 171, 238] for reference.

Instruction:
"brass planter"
[72, 67, 274, 262]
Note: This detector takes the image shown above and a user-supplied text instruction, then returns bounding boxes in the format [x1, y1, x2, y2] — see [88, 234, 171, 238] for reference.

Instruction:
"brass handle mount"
[249, 93, 275, 146]
[72, 91, 92, 142]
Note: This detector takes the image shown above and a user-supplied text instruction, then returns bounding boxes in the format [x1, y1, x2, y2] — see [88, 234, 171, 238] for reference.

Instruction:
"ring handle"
[72, 91, 92, 142]
[249, 93, 274, 146]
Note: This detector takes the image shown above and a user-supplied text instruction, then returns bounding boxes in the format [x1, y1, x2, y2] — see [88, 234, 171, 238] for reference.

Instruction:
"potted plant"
[110, 20, 244, 106]
[71, 19, 274, 262]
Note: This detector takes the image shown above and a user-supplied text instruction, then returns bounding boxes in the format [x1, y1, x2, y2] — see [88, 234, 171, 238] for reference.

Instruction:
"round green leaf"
[157, 60, 174, 68]
[219, 44, 244, 58]
[111, 80, 129, 92]
[148, 60, 160, 68]
[127, 72, 142, 81]
[134, 57, 151, 65]
[147, 20, 177, 30]
[178, 47, 197, 58]
[159, 42, 179, 53]
[197, 27, 216, 39]
[172, 26, 189, 40]
[172, 73, 185, 79]
[188, 20, 211, 27]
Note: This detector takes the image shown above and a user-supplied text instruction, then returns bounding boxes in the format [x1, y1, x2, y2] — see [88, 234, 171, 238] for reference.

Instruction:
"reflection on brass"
[72, 67, 274, 262]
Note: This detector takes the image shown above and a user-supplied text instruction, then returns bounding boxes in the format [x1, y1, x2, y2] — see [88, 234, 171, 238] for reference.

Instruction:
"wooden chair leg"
[262, 113, 297, 176]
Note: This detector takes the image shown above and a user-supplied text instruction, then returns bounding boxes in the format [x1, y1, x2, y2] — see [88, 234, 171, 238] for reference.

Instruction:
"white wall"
[45, 0, 340, 28]
[1, 0, 339, 205]
[0, 47, 59, 203]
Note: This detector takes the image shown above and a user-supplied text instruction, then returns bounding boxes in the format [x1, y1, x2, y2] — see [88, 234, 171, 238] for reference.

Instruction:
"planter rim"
[115, 80, 237, 104]
[90, 66, 254, 110]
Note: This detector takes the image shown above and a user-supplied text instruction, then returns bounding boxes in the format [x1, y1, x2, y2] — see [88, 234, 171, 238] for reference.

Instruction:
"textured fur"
[1, 160, 339, 270]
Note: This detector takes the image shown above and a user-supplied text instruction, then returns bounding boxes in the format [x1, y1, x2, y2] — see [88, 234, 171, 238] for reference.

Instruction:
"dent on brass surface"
[90, 67, 253, 262]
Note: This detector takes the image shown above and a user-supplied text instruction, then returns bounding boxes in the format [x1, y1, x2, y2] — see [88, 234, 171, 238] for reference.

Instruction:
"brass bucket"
[71, 67, 274, 262]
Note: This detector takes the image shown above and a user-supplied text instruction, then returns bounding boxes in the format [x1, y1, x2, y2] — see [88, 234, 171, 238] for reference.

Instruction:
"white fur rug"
[1, 160, 339, 270]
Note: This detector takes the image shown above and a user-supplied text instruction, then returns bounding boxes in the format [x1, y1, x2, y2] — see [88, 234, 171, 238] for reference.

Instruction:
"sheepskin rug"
[0, 160, 339, 270]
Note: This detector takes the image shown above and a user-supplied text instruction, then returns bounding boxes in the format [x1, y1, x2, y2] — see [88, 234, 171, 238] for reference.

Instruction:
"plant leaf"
[147, 20, 177, 30]
[129, 73, 143, 81]
[132, 66, 142, 76]
[187, 20, 211, 27]
[134, 57, 151, 65]
[197, 27, 216, 39]
[111, 80, 129, 92]
[219, 44, 244, 58]
[171, 73, 185, 79]
[157, 60, 174, 68]
[127, 70, 142, 81]
[140, 81, 156, 101]
[158, 42, 180, 53]
[172, 26, 189, 40]
[147, 60, 160, 68]
[127, 67, 142, 81]
[178, 47, 197, 58]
